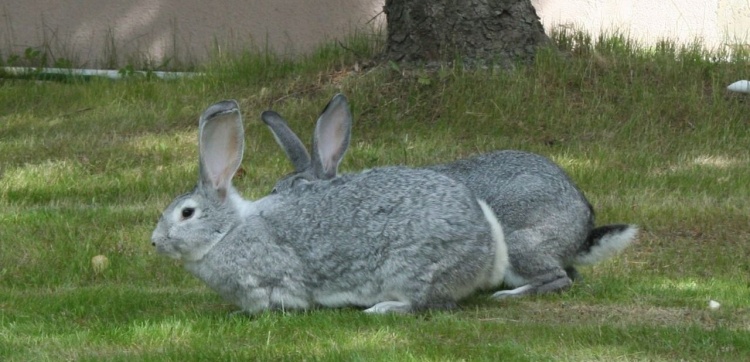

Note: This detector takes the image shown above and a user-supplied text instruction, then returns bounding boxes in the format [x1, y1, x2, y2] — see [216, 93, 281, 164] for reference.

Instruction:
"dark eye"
[181, 207, 195, 219]
[271, 187, 278, 194]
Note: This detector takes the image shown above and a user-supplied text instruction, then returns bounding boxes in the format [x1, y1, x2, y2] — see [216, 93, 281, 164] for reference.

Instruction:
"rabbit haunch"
[262, 93, 638, 299]
[151, 99, 509, 314]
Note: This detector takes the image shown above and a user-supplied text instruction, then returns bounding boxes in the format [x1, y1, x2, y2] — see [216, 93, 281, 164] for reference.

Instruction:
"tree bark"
[384, 0, 550, 66]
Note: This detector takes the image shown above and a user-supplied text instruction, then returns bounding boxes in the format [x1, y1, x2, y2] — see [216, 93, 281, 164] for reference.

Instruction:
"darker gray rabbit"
[151, 99, 508, 314]
[262, 94, 637, 299]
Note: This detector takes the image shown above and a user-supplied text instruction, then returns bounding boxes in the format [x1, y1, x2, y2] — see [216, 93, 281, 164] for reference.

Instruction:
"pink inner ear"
[316, 106, 349, 172]
[318, 125, 344, 170]
[202, 118, 242, 190]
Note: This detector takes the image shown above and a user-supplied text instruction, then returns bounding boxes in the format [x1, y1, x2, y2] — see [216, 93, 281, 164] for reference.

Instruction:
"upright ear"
[198, 100, 244, 200]
[261, 110, 311, 173]
[311, 93, 352, 180]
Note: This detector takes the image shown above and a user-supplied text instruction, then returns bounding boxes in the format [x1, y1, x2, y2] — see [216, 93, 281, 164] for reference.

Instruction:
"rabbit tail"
[574, 224, 638, 265]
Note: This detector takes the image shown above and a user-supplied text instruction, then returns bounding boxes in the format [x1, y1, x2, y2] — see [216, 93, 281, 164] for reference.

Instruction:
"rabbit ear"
[311, 94, 352, 179]
[261, 110, 311, 172]
[198, 100, 244, 200]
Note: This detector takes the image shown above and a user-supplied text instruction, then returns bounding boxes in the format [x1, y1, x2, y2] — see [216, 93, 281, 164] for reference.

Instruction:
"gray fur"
[151, 99, 508, 315]
[264, 94, 638, 299]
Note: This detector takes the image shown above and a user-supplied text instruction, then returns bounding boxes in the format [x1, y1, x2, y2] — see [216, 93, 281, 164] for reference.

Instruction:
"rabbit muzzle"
[150, 226, 181, 260]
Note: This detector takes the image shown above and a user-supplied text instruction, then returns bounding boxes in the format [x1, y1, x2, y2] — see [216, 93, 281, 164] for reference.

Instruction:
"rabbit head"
[151, 100, 249, 262]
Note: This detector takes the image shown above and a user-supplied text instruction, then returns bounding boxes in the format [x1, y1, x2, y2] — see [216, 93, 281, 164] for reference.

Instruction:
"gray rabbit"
[151, 99, 508, 314]
[262, 94, 638, 299]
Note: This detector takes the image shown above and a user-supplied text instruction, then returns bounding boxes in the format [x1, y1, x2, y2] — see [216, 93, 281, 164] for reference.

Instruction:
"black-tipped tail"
[574, 224, 638, 265]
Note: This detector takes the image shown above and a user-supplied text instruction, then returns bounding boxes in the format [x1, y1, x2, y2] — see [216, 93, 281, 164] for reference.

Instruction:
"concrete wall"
[1, 0, 749, 68]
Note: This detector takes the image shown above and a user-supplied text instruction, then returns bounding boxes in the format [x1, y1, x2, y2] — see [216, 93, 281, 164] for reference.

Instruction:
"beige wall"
[0, 0, 384, 67]
[1, 0, 749, 68]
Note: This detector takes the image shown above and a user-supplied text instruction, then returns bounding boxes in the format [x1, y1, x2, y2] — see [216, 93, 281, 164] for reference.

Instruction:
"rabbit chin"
[154, 245, 183, 260]
[158, 236, 223, 262]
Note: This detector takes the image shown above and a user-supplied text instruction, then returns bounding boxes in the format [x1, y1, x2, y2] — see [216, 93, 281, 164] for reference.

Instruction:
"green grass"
[2, 30, 749, 360]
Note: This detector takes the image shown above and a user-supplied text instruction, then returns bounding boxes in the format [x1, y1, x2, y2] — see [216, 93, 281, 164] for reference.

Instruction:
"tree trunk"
[384, 0, 550, 66]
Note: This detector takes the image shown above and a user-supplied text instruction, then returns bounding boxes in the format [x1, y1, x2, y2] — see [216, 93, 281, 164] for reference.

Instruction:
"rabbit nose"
[150, 228, 163, 247]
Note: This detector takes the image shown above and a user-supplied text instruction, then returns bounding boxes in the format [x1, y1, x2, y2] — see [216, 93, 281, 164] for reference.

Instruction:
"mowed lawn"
[1, 32, 749, 360]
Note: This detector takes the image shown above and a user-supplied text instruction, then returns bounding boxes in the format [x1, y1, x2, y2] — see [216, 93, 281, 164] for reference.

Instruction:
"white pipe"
[1, 66, 201, 80]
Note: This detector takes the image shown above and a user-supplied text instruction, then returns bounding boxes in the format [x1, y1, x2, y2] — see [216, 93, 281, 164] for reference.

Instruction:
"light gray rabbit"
[262, 94, 637, 299]
[151, 99, 508, 315]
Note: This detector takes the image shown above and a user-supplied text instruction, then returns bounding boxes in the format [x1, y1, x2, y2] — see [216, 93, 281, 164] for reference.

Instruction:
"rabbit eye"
[181, 207, 195, 219]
